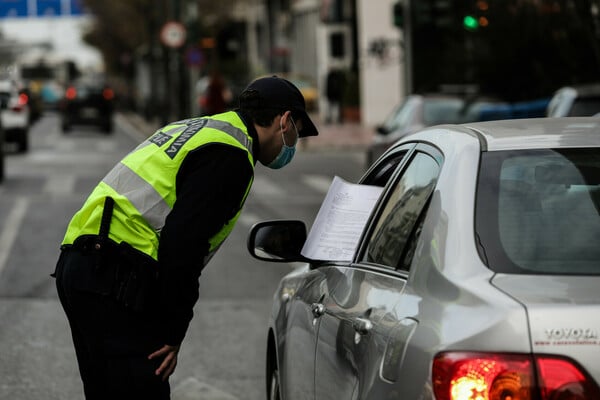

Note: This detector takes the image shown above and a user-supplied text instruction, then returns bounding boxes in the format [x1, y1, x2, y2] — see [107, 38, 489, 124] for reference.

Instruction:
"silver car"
[366, 94, 507, 166]
[248, 118, 600, 400]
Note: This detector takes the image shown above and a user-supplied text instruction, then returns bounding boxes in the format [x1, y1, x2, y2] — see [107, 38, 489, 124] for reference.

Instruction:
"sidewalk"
[118, 112, 374, 152]
[301, 114, 375, 151]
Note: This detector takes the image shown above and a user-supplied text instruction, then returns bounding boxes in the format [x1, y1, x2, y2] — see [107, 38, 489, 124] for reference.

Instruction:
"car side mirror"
[247, 220, 309, 262]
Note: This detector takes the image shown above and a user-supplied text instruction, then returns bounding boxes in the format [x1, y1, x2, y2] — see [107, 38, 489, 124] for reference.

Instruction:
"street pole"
[404, 0, 413, 95]
[168, 0, 181, 121]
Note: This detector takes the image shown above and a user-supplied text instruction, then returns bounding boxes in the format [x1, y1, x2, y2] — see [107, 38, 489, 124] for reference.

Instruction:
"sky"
[0, 16, 103, 70]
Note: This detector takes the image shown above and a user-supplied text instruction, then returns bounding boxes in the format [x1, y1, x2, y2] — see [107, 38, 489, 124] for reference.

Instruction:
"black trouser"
[54, 246, 170, 400]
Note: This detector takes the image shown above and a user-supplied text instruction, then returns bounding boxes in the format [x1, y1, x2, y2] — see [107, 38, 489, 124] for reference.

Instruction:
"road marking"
[302, 174, 333, 194]
[0, 197, 29, 276]
[172, 377, 237, 400]
[97, 140, 117, 152]
[56, 140, 76, 151]
[252, 176, 285, 197]
[43, 174, 76, 195]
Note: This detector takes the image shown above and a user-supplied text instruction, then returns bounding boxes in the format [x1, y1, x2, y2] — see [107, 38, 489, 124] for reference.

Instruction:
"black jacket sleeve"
[157, 143, 253, 345]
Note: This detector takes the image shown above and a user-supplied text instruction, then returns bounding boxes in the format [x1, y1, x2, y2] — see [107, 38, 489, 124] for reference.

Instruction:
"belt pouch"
[67, 236, 117, 296]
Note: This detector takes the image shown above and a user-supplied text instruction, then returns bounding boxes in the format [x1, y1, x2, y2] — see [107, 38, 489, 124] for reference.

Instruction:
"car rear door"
[314, 144, 443, 400]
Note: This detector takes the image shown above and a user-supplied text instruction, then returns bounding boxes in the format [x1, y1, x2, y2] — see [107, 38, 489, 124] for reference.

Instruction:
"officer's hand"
[148, 344, 180, 381]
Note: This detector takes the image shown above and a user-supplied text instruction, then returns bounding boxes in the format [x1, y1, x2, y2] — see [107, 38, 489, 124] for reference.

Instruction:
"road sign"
[160, 21, 186, 48]
[185, 46, 204, 67]
[0, 0, 28, 18]
[0, 0, 87, 18]
[37, 0, 61, 16]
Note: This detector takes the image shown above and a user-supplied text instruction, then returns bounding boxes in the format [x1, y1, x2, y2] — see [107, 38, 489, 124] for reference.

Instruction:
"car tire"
[62, 123, 71, 133]
[102, 119, 113, 134]
[0, 129, 4, 183]
[17, 130, 28, 153]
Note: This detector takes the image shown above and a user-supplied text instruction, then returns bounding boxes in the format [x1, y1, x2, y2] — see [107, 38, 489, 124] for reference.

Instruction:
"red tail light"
[10, 93, 29, 112]
[18, 93, 28, 105]
[433, 352, 600, 400]
[536, 356, 600, 400]
[102, 88, 114, 100]
[65, 86, 77, 100]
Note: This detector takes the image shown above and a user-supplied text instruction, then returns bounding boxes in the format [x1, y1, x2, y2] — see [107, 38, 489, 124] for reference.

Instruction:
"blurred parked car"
[366, 94, 506, 165]
[60, 79, 115, 133]
[19, 86, 43, 123]
[546, 84, 600, 117]
[0, 79, 31, 153]
[249, 117, 600, 400]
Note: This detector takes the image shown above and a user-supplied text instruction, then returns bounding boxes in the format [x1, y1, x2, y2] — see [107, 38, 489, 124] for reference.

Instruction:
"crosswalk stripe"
[43, 174, 77, 195]
[251, 176, 285, 197]
[0, 197, 29, 276]
[97, 141, 117, 152]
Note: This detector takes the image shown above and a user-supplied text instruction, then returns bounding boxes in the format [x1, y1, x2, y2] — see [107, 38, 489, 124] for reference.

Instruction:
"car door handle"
[352, 317, 373, 335]
[311, 303, 326, 318]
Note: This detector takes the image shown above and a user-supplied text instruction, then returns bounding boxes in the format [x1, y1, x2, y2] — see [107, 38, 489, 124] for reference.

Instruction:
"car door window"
[361, 151, 441, 270]
[361, 145, 413, 187]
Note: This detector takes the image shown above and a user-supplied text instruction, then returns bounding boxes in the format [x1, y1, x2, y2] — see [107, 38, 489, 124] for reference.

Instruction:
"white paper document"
[301, 176, 384, 261]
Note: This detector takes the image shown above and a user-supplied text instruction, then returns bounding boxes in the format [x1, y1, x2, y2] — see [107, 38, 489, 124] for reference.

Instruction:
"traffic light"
[393, 0, 405, 28]
[463, 1, 489, 31]
[463, 15, 479, 31]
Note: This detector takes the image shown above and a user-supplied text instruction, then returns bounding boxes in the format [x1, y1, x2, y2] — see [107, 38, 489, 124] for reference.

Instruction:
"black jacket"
[157, 111, 259, 345]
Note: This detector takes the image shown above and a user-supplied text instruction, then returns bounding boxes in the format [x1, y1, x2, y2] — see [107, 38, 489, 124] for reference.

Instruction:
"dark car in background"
[60, 79, 114, 133]
[0, 78, 31, 153]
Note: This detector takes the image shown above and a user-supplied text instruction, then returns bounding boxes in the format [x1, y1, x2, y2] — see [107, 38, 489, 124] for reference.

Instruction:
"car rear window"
[475, 148, 600, 274]
[569, 96, 600, 116]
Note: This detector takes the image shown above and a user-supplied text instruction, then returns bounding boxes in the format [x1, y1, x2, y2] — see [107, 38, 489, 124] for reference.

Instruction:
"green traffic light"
[463, 15, 479, 30]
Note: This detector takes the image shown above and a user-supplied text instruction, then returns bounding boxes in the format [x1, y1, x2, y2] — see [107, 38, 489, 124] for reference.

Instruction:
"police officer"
[53, 76, 318, 400]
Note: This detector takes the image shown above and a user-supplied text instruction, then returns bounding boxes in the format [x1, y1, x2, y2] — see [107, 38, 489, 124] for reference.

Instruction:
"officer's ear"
[279, 111, 293, 130]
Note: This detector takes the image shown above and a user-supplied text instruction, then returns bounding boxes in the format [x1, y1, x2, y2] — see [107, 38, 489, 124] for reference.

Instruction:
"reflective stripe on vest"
[136, 118, 253, 160]
[102, 118, 253, 232]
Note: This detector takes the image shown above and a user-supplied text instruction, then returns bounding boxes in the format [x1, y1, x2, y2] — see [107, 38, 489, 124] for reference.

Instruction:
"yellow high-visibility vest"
[62, 111, 255, 261]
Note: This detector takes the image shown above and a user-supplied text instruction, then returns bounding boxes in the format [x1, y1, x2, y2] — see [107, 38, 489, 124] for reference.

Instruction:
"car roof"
[399, 117, 600, 152]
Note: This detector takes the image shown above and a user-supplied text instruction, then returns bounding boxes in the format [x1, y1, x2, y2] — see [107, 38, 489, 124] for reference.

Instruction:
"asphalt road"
[0, 112, 367, 400]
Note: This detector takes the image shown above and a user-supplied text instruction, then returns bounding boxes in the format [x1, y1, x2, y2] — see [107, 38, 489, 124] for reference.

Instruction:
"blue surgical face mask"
[266, 118, 299, 169]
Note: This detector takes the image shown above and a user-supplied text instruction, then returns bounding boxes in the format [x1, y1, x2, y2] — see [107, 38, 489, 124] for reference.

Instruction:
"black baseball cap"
[240, 76, 319, 137]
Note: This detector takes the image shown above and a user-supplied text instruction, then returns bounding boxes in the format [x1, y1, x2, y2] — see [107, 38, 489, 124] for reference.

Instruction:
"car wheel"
[100, 117, 113, 135]
[0, 131, 4, 183]
[268, 368, 281, 400]
[17, 130, 28, 153]
[102, 119, 113, 134]
[62, 123, 71, 133]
